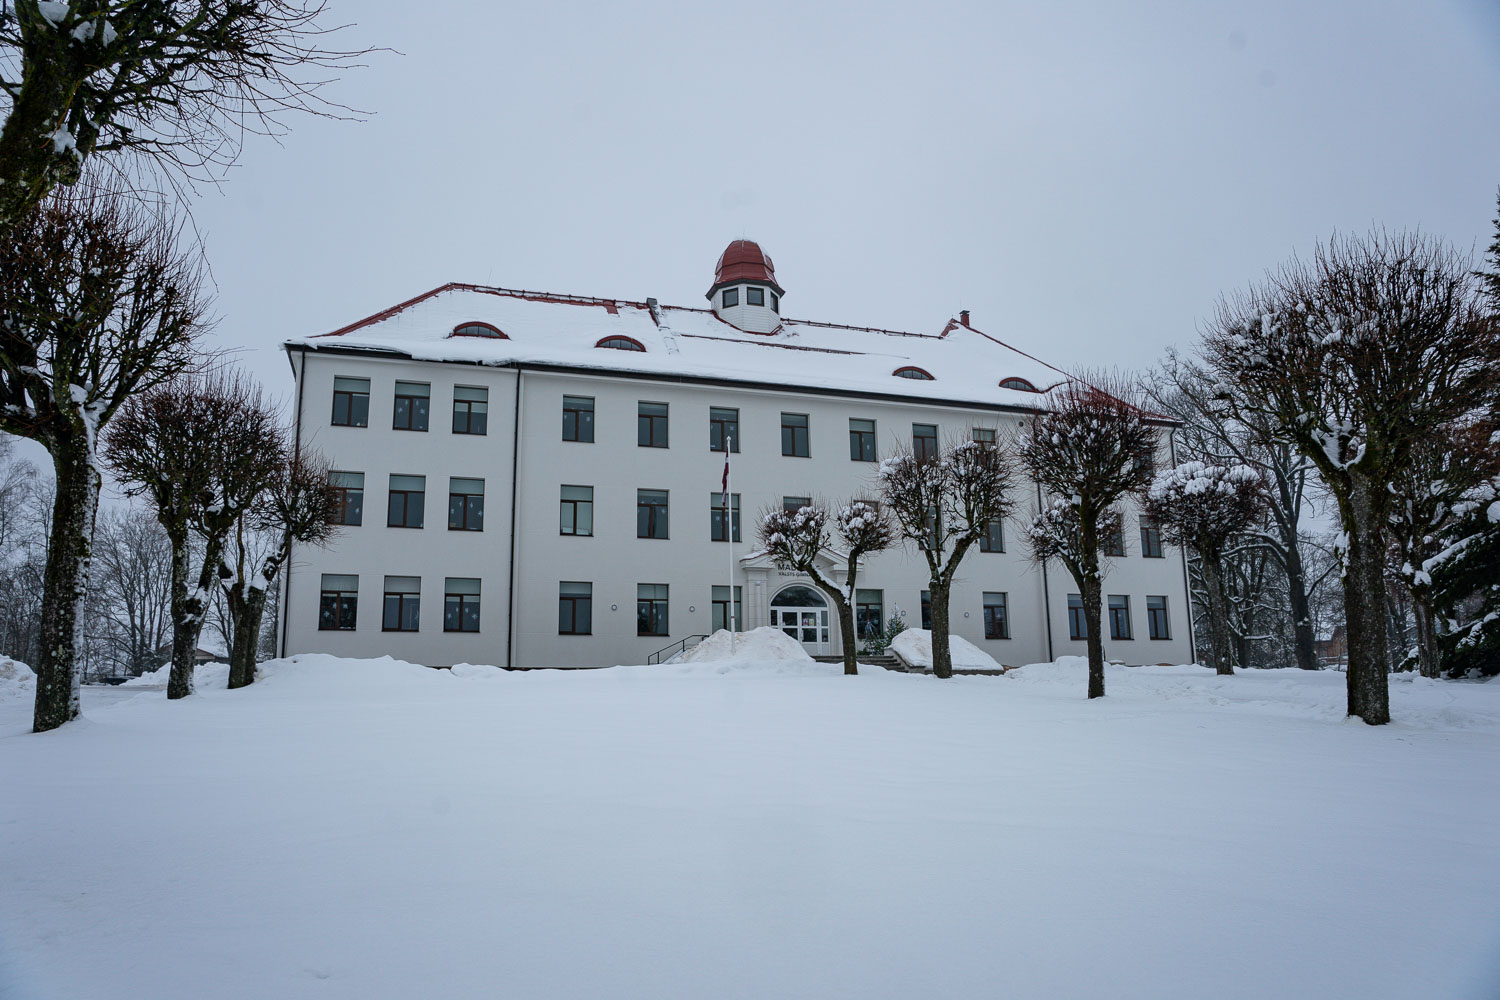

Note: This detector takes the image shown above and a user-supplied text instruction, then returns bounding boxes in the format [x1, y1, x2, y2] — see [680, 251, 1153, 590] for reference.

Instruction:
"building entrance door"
[769, 584, 831, 656]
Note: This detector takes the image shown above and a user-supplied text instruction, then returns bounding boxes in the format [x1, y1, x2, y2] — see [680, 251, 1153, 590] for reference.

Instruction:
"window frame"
[560, 485, 594, 537]
[709, 406, 740, 453]
[1147, 596, 1171, 640]
[447, 478, 484, 532]
[386, 475, 426, 529]
[920, 591, 932, 631]
[382, 579, 421, 633]
[328, 471, 364, 526]
[443, 579, 481, 633]
[637, 583, 669, 636]
[710, 492, 741, 543]
[1140, 517, 1165, 558]
[745, 286, 764, 306]
[710, 585, 743, 633]
[782, 495, 811, 514]
[1108, 595, 1132, 640]
[912, 423, 939, 464]
[562, 395, 595, 443]
[637, 488, 669, 539]
[1067, 594, 1088, 641]
[721, 287, 739, 308]
[392, 381, 431, 433]
[893, 366, 935, 380]
[781, 412, 810, 457]
[450, 321, 506, 339]
[983, 592, 1010, 640]
[979, 517, 1005, 553]
[318, 576, 358, 631]
[595, 335, 646, 352]
[849, 418, 876, 462]
[452, 385, 489, 436]
[558, 582, 593, 635]
[1102, 526, 1127, 558]
[855, 589, 883, 645]
[638, 401, 669, 448]
[331, 377, 370, 428]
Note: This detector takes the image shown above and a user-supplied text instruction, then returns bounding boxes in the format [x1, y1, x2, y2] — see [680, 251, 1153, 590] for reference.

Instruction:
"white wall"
[284, 352, 1197, 668]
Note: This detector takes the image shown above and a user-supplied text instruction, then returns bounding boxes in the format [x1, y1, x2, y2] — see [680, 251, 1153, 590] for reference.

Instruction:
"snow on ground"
[659, 626, 836, 675]
[3, 656, 1500, 1000]
[889, 627, 1005, 670]
[0, 657, 34, 703]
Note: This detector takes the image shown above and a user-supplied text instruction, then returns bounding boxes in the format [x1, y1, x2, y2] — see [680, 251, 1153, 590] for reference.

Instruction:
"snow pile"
[657, 627, 836, 675]
[123, 660, 230, 690]
[889, 628, 1004, 670]
[0, 657, 35, 702]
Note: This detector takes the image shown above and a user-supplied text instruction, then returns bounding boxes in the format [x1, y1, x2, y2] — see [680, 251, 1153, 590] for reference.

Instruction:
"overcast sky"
[182, 0, 1500, 405]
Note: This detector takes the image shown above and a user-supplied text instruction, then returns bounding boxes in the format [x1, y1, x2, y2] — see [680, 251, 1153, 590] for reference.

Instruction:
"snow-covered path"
[2, 657, 1498, 999]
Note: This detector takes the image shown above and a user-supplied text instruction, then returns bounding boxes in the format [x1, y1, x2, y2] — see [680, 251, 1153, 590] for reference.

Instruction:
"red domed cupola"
[707, 239, 785, 332]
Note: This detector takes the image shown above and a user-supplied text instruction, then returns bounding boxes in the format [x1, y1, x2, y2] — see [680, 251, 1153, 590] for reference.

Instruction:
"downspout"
[506, 365, 523, 668]
[1037, 479, 1054, 662]
[280, 346, 307, 659]
[1169, 428, 1195, 661]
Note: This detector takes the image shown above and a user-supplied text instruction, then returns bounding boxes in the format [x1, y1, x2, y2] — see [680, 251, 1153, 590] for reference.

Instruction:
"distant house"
[1315, 626, 1347, 666]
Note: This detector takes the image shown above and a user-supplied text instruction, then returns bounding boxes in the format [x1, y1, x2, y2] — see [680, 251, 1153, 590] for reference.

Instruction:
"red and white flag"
[720, 448, 730, 509]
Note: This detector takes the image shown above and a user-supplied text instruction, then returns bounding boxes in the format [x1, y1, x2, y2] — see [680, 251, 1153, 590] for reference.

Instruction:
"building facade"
[281, 242, 1194, 668]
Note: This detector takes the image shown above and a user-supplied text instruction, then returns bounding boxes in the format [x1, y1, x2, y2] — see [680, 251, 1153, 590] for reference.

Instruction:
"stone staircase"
[813, 653, 904, 671]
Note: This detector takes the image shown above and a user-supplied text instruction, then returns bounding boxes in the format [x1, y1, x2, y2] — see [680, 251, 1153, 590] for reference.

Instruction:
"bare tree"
[1201, 230, 1499, 724]
[223, 449, 339, 688]
[104, 372, 283, 700]
[90, 505, 173, 675]
[758, 499, 895, 676]
[0, 1, 372, 232]
[1021, 379, 1157, 698]
[879, 438, 1017, 679]
[0, 182, 206, 731]
[1145, 462, 1269, 674]
[1144, 352, 1322, 670]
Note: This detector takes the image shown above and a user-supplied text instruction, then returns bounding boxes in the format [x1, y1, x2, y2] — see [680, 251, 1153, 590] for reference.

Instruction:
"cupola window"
[893, 366, 934, 380]
[1000, 377, 1039, 392]
[721, 288, 739, 308]
[771, 292, 780, 312]
[746, 287, 764, 306]
[596, 336, 646, 352]
[451, 322, 506, 338]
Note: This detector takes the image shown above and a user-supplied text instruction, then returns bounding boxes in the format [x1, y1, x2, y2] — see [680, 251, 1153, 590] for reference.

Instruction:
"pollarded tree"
[1201, 230, 1499, 724]
[105, 372, 284, 699]
[879, 439, 1017, 679]
[223, 448, 340, 688]
[1145, 462, 1268, 675]
[0, 1, 372, 234]
[0, 182, 206, 731]
[759, 499, 895, 676]
[1021, 380, 1157, 699]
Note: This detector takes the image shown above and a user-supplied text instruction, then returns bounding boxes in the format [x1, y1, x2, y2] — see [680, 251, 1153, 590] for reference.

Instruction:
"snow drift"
[889, 628, 1005, 671]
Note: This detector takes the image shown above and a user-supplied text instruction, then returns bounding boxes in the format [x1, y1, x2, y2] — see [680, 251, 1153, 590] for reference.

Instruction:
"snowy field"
[3, 654, 1500, 1000]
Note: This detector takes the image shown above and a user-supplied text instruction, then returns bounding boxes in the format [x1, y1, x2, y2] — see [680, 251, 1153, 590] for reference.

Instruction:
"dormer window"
[721, 288, 739, 308]
[746, 287, 764, 306]
[1000, 377, 1039, 392]
[771, 292, 779, 312]
[893, 366, 934, 380]
[451, 322, 506, 339]
[596, 336, 646, 352]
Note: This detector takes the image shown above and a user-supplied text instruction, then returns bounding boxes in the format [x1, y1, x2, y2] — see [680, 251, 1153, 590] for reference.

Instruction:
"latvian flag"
[721, 449, 730, 509]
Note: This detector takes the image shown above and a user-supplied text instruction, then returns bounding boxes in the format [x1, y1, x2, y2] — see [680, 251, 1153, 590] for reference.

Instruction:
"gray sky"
[189, 0, 1500, 404]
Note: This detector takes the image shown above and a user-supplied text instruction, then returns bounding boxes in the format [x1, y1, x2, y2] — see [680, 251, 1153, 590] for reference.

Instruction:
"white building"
[280, 241, 1194, 668]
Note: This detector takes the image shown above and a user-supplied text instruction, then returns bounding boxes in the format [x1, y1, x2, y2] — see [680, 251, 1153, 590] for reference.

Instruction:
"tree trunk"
[1283, 541, 1319, 670]
[930, 582, 954, 679]
[32, 437, 101, 732]
[835, 597, 858, 676]
[1409, 591, 1441, 680]
[228, 585, 268, 688]
[0, 12, 82, 235]
[167, 533, 221, 700]
[1081, 572, 1105, 698]
[1342, 484, 1391, 724]
[1199, 548, 1234, 675]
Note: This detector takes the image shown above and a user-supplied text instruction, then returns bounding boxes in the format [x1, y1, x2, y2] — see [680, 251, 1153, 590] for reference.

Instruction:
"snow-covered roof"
[285, 282, 1087, 412]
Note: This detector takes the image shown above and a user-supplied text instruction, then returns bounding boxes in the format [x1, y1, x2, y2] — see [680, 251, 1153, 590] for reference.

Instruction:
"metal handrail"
[647, 634, 709, 665]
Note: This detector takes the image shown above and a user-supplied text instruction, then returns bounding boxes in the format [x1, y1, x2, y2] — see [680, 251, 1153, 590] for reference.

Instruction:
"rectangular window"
[782, 495, 811, 514]
[771, 291, 780, 313]
[331, 376, 370, 427]
[711, 493, 741, 542]
[721, 287, 739, 308]
[637, 583, 669, 636]
[563, 395, 595, 442]
[638, 401, 669, 448]
[382, 576, 420, 632]
[1140, 517, 1164, 558]
[444, 578, 481, 633]
[979, 518, 1005, 553]
[387, 475, 425, 529]
[318, 574, 358, 631]
[921, 591, 932, 631]
[1109, 595, 1132, 640]
[711, 585, 743, 633]
[972, 426, 997, 447]
[709, 407, 740, 453]
[849, 418, 876, 462]
[637, 489, 669, 539]
[983, 592, 1010, 640]
[1068, 594, 1087, 641]
[913, 423, 939, 464]
[856, 589, 883, 645]
[1147, 596, 1171, 640]
[781, 413, 809, 457]
[560, 485, 594, 536]
[392, 381, 430, 432]
[452, 385, 488, 435]
[745, 286, 764, 306]
[447, 477, 484, 532]
[328, 471, 364, 526]
[559, 582, 592, 635]
[1103, 526, 1126, 557]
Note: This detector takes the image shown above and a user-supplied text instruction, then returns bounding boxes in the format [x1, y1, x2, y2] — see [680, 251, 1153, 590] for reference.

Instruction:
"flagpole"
[725, 430, 737, 654]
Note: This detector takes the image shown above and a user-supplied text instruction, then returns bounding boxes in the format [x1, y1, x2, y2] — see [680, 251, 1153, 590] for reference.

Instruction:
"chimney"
[646, 297, 661, 326]
[959, 309, 970, 327]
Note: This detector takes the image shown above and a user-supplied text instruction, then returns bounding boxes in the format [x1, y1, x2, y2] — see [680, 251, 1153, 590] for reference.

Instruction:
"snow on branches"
[1145, 461, 1267, 551]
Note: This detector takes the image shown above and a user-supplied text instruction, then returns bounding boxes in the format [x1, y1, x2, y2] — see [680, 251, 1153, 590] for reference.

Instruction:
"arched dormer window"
[451, 322, 506, 339]
[1000, 377, 1039, 392]
[893, 366, 934, 380]
[596, 335, 646, 352]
